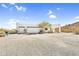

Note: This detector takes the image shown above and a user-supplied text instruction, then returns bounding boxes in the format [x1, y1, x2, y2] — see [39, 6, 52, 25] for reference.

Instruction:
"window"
[19, 26, 25, 28]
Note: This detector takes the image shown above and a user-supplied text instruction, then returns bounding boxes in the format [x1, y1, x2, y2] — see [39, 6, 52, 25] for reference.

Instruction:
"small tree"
[0, 28, 4, 31]
[38, 21, 53, 33]
[38, 21, 52, 28]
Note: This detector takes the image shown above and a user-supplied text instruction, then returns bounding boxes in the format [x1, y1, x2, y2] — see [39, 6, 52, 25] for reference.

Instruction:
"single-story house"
[16, 23, 61, 34]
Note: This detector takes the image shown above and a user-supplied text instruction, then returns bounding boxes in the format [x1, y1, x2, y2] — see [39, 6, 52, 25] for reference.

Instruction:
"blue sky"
[0, 3, 79, 29]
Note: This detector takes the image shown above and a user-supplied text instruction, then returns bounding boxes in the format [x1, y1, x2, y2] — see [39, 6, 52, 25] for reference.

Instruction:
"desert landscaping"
[0, 21, 79, 56]
[0, 3, 79, 56]
[0, 33, 79, 56]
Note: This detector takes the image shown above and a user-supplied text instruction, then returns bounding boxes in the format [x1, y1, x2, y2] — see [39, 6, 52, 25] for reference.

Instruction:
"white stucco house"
[16, 23, 61, 34]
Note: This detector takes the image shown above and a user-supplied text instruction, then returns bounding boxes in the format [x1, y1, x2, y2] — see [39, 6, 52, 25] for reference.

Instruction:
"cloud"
[75, 16, 79, 19]
[48, 10, 57, 19]
[15, 5, 26, 12]
[1, 4, 8, 8]
[57, 8, 60, 10]
[48, 10, 53, 15]
[9, 3, 15, 5]
[73, 16, 79, 23]
[1, 4, 27, 12]
[6, 19, 20, 29]
[49, 14, 56, 19]
[8, 19, 20, 24]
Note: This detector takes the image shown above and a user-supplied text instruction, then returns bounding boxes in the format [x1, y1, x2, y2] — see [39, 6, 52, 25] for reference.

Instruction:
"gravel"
[0, 33, 79, 56]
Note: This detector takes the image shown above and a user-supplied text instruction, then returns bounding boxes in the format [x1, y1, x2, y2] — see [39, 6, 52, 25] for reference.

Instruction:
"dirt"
[0, 33, 79, 56]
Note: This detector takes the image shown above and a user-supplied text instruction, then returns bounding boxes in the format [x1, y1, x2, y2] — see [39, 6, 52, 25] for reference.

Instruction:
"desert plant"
[38, 21, 53, 32]
[55, 28, 60, 33]
[75, 31, 79, 35]
[8, 29, 17, 34]
[0, 28, 4, 31]
[38, 21, 52, 28]
[74, 28, 79, 35]
[0, 29, 5, 37]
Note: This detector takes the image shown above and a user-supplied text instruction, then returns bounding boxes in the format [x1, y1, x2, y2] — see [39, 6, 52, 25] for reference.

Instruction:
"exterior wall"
[16, 23, 42, 34]
[16, 23, 27, 34]
[27, 28, 42, 34]
[51, 24, 61, 33]
[17, 28, 26, 34]
[16, 23, 61, 34]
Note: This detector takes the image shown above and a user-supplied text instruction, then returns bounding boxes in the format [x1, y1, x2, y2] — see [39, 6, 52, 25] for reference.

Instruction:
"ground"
[0, 33, 79, 56]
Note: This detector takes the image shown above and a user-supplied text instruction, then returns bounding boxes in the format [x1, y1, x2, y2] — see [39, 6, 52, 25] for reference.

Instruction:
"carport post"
[59, 24, 61, 33]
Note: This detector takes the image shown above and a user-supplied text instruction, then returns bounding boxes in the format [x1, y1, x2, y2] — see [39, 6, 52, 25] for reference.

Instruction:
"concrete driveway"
[0, 33, 79, 56]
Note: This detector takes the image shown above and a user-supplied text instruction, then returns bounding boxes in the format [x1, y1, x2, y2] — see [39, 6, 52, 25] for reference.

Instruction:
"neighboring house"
[16, 23, 61, 34]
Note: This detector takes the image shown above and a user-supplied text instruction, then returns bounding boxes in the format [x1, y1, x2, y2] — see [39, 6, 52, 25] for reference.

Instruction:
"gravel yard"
[0, 33, 79, 56]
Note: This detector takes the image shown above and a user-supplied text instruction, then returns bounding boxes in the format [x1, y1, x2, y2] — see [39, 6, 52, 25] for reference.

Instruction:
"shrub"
[0, 30, 5, 37]
[38, 21, 52, 28]
[8, 29, 17, 34]
[74, 29, 79, 35]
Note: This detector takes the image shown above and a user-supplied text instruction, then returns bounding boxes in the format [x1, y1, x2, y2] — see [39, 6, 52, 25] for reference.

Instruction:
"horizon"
[0, 3, 79, 29]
